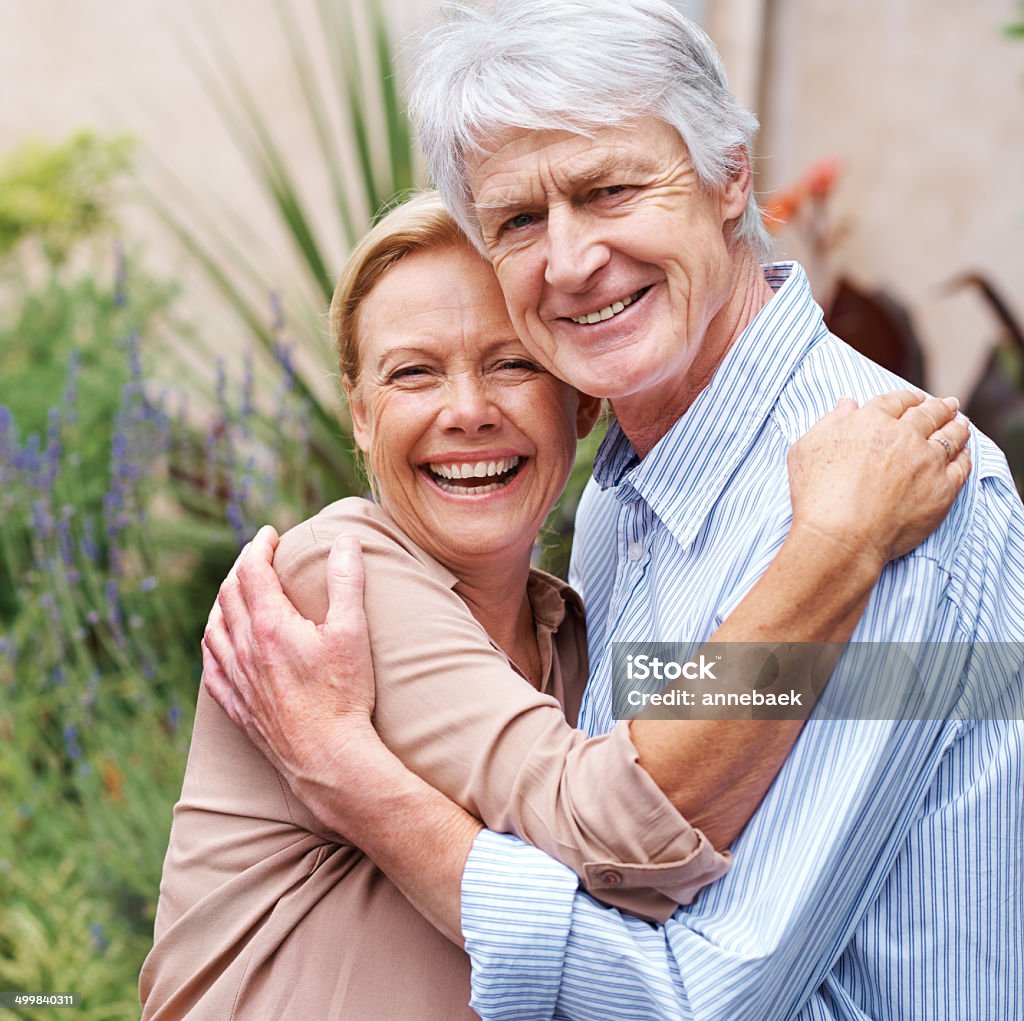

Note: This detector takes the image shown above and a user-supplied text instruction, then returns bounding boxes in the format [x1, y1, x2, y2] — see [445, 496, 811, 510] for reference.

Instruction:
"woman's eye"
[595, 184, 630, 199]
[387, 366, 430, 382]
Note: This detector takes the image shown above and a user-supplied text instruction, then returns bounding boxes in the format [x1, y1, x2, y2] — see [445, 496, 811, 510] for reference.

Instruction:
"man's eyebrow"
[566, 150, 659, 185]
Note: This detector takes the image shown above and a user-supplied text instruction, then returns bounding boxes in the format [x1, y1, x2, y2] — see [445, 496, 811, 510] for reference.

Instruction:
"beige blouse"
[140, 498, 729, 1020]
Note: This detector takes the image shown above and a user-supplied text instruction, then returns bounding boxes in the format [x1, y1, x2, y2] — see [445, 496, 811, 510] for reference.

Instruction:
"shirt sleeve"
[273, 500, 729, 920]
[461, 539, 1024, 1020]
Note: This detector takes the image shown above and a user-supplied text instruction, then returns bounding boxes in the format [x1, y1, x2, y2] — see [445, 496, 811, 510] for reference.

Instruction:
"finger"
[205, 595, 225, 644]
[863, 389, 926, 419]
[251, 524, 280, 558]
[235, 526, 286, 616]
[931, 417, 970, 458]
[945, 443, 972, 492]
[201, 638, 242, 726]
[324, 533, 366, 632]
[203, 601, 239, 678]
[900, 395, 959, 437]
[217, 566, 249, 641]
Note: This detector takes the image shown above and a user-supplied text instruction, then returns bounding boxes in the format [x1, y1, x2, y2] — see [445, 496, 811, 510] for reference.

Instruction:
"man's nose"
[544, 206, 610, 293]
[436, 375, 503, 434]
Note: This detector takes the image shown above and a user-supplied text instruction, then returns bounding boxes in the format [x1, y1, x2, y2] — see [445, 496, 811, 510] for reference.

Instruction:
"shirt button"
[627, 542, 644, 563]
[600, 869, 623, 887]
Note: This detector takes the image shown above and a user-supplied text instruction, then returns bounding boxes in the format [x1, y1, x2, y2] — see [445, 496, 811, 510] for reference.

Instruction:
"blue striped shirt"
[461, 263, 1024, 1020]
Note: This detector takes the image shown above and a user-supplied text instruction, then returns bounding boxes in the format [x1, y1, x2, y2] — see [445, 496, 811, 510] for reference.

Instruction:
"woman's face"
[347, 243, 599, 571]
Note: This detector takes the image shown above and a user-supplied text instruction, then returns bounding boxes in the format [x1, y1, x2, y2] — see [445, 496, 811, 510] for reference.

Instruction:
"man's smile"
[566, 286, 653, 325]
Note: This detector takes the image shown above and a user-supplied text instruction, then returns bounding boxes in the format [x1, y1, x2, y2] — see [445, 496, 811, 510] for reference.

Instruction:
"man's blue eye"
[507, 214, 534, 230]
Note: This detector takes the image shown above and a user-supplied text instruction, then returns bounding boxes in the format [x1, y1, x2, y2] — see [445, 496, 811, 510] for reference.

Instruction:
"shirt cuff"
[573, 722, 732, 921]
[462, 829, 579, 1021]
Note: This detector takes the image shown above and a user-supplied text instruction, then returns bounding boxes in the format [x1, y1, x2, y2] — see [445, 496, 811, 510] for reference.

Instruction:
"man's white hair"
[408, 0, 772, 260]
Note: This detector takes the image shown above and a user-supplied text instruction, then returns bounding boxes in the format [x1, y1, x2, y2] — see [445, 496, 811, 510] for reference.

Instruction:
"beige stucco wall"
[754, 0, 1024, 396]
[3, 0, 1022, 398]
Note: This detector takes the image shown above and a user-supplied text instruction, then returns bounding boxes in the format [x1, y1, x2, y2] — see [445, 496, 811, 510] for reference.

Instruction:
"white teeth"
[434, 479, 505, 495]
[427, 456, 520, 481]
[571, 288, 644, 325]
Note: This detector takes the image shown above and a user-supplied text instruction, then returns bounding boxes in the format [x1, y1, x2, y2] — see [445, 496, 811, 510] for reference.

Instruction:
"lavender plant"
[0, 131, 341, 1017]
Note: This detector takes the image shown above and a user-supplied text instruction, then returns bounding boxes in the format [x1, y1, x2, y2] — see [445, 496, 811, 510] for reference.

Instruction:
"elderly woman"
[140, 192, 968, 1020]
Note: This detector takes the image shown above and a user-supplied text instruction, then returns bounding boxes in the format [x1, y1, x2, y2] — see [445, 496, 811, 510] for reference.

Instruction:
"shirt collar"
[592, 262, 828, 549]
[526, 568, 584, 633]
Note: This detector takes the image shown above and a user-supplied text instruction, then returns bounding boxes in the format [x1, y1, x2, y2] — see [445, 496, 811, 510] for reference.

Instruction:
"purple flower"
[90, 921, 110, 952]
[57, 516, 75, 567]
[269, 290, 285, 331]
[31, 498, 54, 539]
[126, 332, 142, 380]
[0, 406, 13, 483]
[81, 516, 99, 563]
[18, 433, 41, 479]
[63, 723, 82, 760]
[226, 501, 248, 548]
[44, 408, 62, 485]
[273, 341, 296, 391]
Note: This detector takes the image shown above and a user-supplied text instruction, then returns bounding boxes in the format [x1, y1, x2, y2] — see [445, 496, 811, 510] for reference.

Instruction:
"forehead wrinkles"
[472, 131, 675, 214]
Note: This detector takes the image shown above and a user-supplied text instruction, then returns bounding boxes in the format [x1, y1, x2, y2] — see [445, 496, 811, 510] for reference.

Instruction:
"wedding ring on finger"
[932, 434, 954, 461]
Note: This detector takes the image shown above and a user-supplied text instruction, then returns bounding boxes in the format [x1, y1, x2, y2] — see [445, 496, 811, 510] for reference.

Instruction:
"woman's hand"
[787, 390, 971, 576]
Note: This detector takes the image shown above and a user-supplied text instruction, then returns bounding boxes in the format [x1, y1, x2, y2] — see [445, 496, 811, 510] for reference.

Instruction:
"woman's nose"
[435, 376, 503, 434]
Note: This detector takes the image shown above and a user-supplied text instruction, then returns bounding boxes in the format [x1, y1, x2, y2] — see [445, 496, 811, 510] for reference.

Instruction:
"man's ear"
[343, 376, 371, 451]
[720, 146, 753, 223]
[576, 392, 603, 440]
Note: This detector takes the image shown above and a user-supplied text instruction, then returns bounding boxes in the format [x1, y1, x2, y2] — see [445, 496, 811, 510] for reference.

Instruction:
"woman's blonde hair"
[331, 190, 470, 387]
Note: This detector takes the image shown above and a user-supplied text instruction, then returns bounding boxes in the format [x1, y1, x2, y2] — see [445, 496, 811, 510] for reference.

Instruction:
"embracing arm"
[207, 394, 968, 941]
[632, 392, 970, 845]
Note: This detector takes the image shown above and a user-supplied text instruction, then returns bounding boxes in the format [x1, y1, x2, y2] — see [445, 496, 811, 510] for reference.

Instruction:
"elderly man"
[203, 1, 1023, 1018]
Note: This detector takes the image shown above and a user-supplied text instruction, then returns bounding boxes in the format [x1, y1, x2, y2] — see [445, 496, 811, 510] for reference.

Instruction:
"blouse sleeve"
[273, 499, 729, 922]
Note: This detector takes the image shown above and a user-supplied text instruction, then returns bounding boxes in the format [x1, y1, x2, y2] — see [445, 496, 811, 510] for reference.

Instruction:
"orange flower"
[761, 186, 804, 233]
[101, 759, 124, 801]
[804, 158, 841, 199]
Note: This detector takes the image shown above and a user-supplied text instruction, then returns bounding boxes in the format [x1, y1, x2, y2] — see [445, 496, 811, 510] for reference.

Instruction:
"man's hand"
[202, 526, 376, 793]
[201, 524, 480, 944]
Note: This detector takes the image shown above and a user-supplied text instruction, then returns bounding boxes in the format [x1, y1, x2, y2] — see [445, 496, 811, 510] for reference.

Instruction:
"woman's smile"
[345, 241, 599, 573]
[422, 453, 526, 496]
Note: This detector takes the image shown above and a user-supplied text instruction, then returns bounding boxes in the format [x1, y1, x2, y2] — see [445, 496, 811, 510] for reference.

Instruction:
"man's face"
[467, 117, 749, 423]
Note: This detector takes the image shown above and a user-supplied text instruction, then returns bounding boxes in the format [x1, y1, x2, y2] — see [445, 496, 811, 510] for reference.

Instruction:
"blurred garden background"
[1, 0, 1022, 1016]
